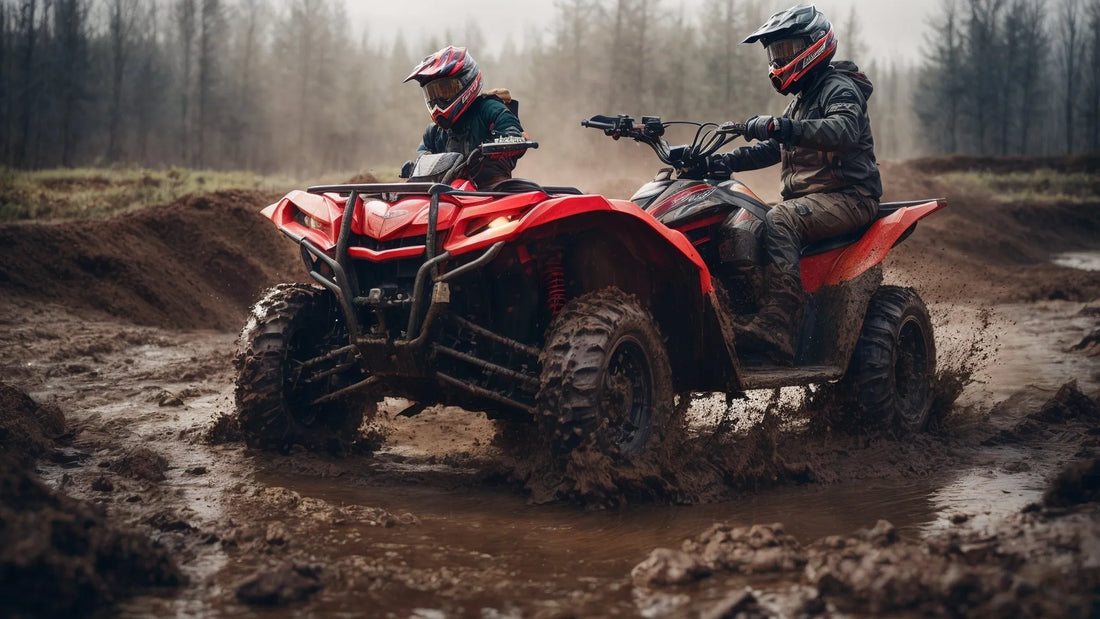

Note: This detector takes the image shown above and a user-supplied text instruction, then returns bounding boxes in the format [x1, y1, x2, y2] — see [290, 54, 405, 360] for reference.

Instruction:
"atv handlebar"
[479, 136, 539, 155]
[581, 114, 744, 174]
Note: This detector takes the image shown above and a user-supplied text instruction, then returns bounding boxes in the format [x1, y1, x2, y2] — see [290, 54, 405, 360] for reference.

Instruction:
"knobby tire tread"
[537, 287, 673, 457]
[235, 283, 366, 452]
[844, 285, 935, 433]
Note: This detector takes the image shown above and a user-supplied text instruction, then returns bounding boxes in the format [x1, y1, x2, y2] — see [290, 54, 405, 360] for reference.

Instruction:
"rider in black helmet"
[693, 4, 882, 364]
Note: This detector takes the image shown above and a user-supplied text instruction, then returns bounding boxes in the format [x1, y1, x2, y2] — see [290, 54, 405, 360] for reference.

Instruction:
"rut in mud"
[0, 158, 1098, 616]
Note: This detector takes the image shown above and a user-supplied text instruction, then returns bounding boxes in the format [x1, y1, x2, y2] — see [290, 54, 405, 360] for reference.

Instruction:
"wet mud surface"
[0, 171, 1098, 616]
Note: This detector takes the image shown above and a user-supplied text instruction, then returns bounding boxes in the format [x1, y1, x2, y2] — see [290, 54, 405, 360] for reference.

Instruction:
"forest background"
[1, 0, 1098, 187]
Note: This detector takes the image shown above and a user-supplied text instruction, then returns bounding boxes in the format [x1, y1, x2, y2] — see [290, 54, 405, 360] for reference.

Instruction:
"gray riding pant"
[763, 191, 879, 276]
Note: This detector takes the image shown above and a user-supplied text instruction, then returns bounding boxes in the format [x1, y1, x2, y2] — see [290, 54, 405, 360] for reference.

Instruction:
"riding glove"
[744, 115, 801, 145]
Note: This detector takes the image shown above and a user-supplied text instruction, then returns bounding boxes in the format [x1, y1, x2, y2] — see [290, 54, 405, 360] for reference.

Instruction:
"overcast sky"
[345, 1, 938, 65]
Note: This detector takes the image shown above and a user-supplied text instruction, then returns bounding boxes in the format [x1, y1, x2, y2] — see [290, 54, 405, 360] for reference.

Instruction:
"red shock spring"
[543, 252, 566, 317]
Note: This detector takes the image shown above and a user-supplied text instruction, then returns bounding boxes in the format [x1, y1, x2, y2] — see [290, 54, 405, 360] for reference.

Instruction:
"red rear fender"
[800, 199, 946, 293]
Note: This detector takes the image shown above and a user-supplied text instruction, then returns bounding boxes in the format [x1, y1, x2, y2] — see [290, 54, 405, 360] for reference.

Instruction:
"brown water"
[237, 469, 945, 617]
[6, 299, 1092, 618]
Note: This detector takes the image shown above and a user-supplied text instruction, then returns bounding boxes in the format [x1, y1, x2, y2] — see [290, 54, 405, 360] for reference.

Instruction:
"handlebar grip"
[581, 120, 616, 131]
[481, 140, 538, 154]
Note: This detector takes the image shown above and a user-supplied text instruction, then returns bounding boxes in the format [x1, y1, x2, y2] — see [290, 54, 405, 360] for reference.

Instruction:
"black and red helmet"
[404, 45, 484, 129]
[742, 5, 837, 95]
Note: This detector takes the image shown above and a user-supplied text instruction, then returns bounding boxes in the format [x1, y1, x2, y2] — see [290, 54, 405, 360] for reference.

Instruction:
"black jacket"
[716, 62, 882, 201]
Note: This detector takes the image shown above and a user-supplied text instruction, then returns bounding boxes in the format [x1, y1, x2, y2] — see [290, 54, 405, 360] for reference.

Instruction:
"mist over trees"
[0, 0, 1096, 175]
[917, 0, 1100, 155]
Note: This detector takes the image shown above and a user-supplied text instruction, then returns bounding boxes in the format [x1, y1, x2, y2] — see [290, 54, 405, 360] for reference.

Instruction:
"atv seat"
[488, 177, 583, 195]
[800, 199, 935, 257]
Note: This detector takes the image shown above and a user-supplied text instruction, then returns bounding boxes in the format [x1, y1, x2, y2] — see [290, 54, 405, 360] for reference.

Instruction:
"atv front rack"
[286, 182, 542, 414]
[297, 182, 516, 340]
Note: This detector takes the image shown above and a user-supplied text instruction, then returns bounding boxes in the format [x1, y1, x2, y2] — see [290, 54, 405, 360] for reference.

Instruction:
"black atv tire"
[537, 287, 674, 458]
[842, 285, 936, 433]
[235, 284, 370, 452]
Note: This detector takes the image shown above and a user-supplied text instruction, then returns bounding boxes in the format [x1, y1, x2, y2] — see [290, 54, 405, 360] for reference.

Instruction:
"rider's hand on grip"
[743, 115, 776, 142]
[744, 115, 800, 144]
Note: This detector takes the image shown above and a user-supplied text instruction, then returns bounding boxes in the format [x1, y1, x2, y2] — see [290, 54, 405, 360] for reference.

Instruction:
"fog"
[1, 0, 1096, 180]
[347, 0, 940, 64]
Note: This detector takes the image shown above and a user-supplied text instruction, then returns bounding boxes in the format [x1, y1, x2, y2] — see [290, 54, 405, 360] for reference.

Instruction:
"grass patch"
[936, 169, 1100, 205]
[0, 166, 399, 222]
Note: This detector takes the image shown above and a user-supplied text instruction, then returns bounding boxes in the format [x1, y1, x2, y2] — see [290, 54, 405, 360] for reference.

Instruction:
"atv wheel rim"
[604, 336, 653, 455]
[894, 316, 930, 427]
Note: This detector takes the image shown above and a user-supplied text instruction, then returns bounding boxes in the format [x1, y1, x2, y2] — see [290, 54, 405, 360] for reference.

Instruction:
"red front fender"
[443, 193, 715, 295]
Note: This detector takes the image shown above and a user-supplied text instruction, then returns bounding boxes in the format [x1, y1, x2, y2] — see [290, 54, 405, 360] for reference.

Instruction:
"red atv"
[236, 117, 945, 460]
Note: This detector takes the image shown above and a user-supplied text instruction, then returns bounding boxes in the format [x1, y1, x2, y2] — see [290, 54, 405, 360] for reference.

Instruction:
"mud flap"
[701, 287, 744, 392]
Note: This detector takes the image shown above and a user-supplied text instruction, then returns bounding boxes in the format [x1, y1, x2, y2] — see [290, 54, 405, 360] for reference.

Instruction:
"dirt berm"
[0, 190, 299, 330]
[0, 163, 1097, 329]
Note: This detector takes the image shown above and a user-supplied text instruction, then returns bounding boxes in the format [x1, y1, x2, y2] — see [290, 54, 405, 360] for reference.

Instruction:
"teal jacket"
[416, 96, 524, 188]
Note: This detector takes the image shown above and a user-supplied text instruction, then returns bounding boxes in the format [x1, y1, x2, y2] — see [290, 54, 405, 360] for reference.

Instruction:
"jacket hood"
[831, 60, 874, 101]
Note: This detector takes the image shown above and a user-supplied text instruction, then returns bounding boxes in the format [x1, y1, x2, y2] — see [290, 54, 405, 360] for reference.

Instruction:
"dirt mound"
[907, 153, 1100, 175]
[0, 383, 181, 618]
[1045, 457, 1100, 507]
[0, 190, 301, 331]
[879, 159, 1100, 303]
[0, 381, 65, 468]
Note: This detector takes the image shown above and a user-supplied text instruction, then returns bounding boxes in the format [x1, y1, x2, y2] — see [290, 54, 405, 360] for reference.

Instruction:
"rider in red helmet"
[404, 46, 526, 189]
[688, 5, 882, 364]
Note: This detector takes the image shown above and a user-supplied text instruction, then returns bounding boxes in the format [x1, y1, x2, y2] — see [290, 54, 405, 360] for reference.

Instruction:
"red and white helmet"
[743, 5, 837, 95]
[404, 46, 484, 129]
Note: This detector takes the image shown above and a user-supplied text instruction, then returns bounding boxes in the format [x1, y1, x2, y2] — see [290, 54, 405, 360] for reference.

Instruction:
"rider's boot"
[735, 265, 804, 365]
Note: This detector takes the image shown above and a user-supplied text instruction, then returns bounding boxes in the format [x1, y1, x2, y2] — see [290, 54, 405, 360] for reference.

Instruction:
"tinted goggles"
[766, 37, 811, 68]
[424, 77, 464, 106]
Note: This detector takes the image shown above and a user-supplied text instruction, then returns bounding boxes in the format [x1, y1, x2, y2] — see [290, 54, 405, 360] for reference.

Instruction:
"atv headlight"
[295, 209, 327, 231]
[486, 216, 513, 230]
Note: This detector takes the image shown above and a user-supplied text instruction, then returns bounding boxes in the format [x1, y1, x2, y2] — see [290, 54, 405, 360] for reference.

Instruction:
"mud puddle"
[1053, 250, 1100, 272]
[2, 295, 1097, 616]
[219, 467, 948, 616]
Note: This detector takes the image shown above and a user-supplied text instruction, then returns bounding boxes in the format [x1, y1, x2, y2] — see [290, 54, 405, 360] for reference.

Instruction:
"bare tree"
[1059, 0, 1083, 153]
[196, 0, 224, 168]
[106, 0, 138, 162]
[176, 0, 196, 165]
[15, 0, 39, 167]
[226, 0, 268, 169]
[843, 5, 869, 61]
[1086, 0, 1100, 151]
[0, 3, 11, 162]
[132, 2, 165, 164]
[1015, 0, 1050, 153]
[916, 0, 965, 153]
[965, 0, 1007, 154]
[53, 0, 89, 167]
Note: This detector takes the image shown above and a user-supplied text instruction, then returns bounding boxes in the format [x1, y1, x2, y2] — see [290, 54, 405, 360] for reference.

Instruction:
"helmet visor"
[766, 37, 810, 68]
[424, 77, 464, 107]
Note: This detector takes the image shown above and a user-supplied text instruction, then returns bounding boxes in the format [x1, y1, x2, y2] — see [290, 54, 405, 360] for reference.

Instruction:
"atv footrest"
[739, 365, 844, 390]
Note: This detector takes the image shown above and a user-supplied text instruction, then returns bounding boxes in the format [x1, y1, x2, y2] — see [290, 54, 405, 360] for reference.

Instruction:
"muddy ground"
[0, 160, 1098, 617]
